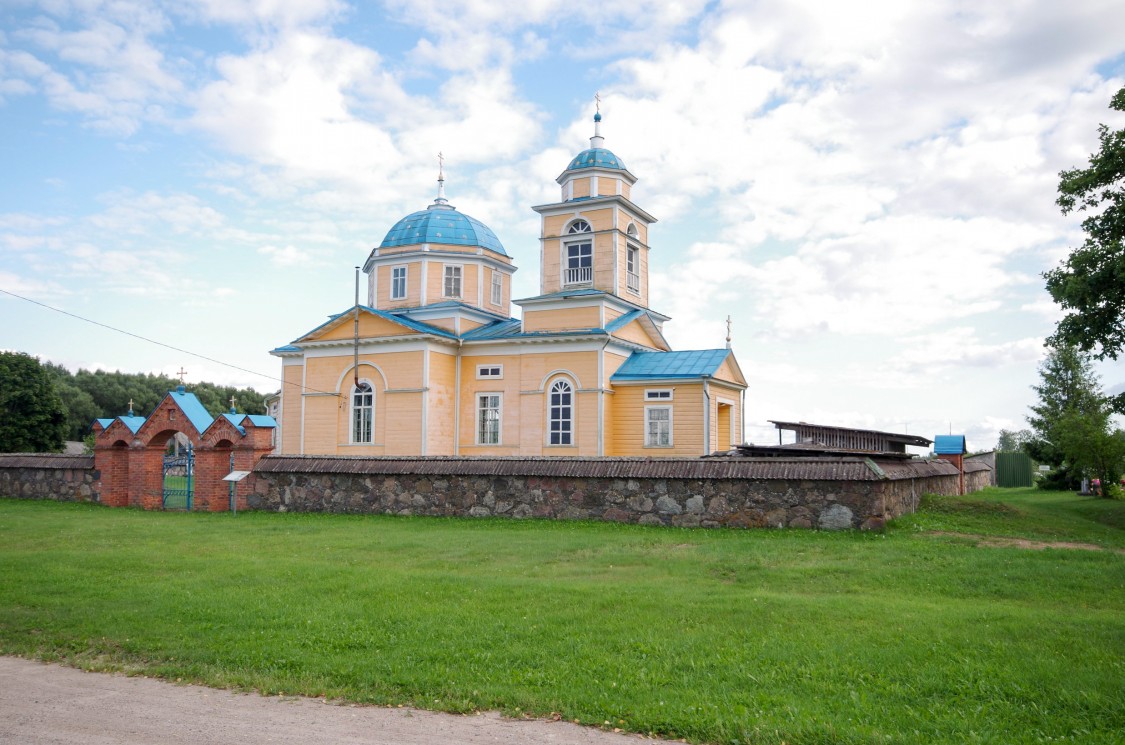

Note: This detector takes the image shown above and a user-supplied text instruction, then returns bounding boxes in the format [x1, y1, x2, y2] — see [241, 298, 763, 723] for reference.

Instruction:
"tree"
[996, 428, 1032, 452]
[1046, 86, 1125, 372]
[0, 352, 67, 453]
[1025, 345, 1124, 494]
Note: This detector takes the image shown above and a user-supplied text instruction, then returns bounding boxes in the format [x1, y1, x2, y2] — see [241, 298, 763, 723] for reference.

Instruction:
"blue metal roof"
[221, 413, 247, 435]
[379, 205, 507, 256]
[566, 147, 626, 172]
[245, 415, 277, 428]
[934, 435, 967, 455]
[604, 309, 645, 333]
[95, 417, 114, 431]
[118, 416, 146, 434]
[611, 349, 731, 381]
[168, 388, 214, 436]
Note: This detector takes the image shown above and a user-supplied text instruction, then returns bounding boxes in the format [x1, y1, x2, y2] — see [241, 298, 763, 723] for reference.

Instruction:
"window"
[391, 265, 407, 300]
[352, 382, 373, 444]
[477, 365, 503, 379]
[645, 389, 673, 401]
[548, 379, 573, 446]
[645, 406, 672, 447]
[626, 246, 640, 293]
[564, 220, 593, 285]
[443, 265, 462, 298]
[477, 393, 501, 445]
[491, 270, 502, 305]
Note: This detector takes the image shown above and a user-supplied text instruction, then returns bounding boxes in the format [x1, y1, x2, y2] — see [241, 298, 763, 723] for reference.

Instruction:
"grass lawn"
[1, 487, 1122, 744]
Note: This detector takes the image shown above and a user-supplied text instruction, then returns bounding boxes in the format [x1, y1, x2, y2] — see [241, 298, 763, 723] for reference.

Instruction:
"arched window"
[352, 381, 373, 444]
[563, 221, 593, 286]
[548, 379, 573, 446]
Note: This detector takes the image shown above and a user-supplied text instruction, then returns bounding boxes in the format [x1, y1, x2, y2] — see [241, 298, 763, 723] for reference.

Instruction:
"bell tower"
[531, 102, 657, 308]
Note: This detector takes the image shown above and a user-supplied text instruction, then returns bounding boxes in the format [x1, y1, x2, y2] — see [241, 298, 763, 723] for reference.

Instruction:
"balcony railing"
[626, 271, 640, 292]
[564, 266, 593, 285]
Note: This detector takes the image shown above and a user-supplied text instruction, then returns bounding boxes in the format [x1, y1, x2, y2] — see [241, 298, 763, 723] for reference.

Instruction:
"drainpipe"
[454, 338, 462, 456]
[702, 376, 711, 456]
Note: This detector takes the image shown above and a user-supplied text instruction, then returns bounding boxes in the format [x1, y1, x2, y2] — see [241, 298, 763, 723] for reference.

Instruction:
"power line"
[0, 286, 340, 398]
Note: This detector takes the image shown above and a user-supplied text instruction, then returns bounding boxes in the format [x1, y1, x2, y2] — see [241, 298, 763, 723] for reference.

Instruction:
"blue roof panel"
[566, 148, 626, 172]
[380, 205, 507, 256]
[934, 435, 967, 454]
[611, 349, 730, 381]
[168, 389, 215, 436]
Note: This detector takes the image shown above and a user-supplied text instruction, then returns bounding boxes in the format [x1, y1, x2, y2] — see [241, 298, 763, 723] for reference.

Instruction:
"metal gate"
[162, 446, 194, 509]
[996, 452, 1033, 488]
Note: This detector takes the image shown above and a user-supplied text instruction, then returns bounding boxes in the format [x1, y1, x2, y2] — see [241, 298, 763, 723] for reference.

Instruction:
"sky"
[1, 0, 1124, 449]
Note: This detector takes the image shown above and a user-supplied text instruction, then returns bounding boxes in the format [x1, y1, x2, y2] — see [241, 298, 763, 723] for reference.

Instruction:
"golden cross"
[176, 367, 187, 383]
[438, 151, 444, 180]
[595, 91, 601, 112]
[230, 395, 237, 410]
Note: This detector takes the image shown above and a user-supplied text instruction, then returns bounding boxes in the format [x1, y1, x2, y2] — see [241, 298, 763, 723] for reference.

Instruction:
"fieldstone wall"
[0, 455, 97, 502]
[249, 457, 966, 530]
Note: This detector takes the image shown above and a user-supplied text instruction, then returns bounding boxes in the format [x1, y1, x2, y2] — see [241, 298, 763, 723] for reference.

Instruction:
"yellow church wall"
[618, 242, 648, 305]
[708, 382, 743, 453]
[604, 306, 625, 327]
[457, 353, 523, 455]
[425, 260, 481, 305]
[610, 318, 662, 349]
[281, 364, 304, 454]
[317, 313, 415, 342]
[522, 305, 601, 332]
[714, 356, 747, 386]
[510, 351, 602, 456]
[606, 384, 706, 457]
[375, 261, 424, 309]
[426, 350, 457, 454]
[383, 392, 423, 455]
[571, 178, 591, 199]
[620, 182, 632, 200]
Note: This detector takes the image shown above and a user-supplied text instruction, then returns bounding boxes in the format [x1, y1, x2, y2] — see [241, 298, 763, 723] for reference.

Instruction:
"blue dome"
[379, 204, 507, 256]
[566, 147, 626, 172]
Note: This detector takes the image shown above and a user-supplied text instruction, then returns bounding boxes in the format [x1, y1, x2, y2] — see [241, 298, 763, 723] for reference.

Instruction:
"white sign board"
[223, 471, 252, 482]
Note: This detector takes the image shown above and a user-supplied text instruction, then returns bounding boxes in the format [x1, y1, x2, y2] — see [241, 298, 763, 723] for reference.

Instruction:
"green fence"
[996, 452, 1033, 488]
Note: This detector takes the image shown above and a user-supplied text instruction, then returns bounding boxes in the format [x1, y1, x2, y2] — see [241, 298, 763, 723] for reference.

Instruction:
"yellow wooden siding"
[383, 392, 422, 455]
[523, 305, 601, 332]
[281, 364, 304, 453]
[714, 356, 747, 386]
[424, 317, 458, 333]
[540, 237, 562, 294]
[604, 306, 625, 327]
[595, 176, 620, 197]
[515, 351, 601, 456]
[317, 313, 414, 342]
[610, 318, 663, 349]
[458, 353, 522, 455]
[377, 261, 423, 309]
[571, 177, 591, 199]
[620, 182, 631, 200]
[426, 351, 457, 454]
[607, 384, 705, 457]
[619, 242, 648, 306]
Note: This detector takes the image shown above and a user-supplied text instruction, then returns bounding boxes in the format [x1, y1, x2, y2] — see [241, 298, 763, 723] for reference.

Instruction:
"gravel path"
[0, 657, 656, 745]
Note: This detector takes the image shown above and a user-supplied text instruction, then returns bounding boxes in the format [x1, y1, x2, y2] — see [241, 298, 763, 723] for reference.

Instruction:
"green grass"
[1, 488, 1123, 744]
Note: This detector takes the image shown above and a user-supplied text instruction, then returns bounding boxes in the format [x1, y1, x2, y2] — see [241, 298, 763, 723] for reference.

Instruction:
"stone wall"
[249, 456, 967, 530]
[0, 454, 97, 502]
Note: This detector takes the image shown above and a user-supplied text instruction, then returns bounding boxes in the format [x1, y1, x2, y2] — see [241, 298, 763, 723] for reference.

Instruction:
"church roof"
[379, 204, 507, 256]
[565, 147, 626, 172]
[611, 349, 732, 381]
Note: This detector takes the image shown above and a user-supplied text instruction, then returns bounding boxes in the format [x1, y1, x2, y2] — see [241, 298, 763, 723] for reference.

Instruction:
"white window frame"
[547, 378, 573, 446]
[626, 245, 640, 294]
[563, 220, 593, 286]
[645, 405, 673, 448]
[443, 264, 463, 299]
[477, 392, 502, 446]
[645, 388, 673, 401]
[490, 270, 502, 306]
[476, 364, 503, 380]
[351, 381, 374, 444]
[391, 265, 408, 300]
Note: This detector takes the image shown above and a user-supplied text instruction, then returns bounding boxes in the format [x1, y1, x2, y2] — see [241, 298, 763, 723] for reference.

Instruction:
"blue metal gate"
[162, 446, 194, 510]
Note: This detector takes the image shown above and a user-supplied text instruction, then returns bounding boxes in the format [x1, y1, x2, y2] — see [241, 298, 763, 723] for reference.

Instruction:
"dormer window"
[564, 220, 593, 286]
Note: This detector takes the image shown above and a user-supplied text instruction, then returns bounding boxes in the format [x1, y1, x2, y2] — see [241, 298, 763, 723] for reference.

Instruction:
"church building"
[270, 109, 747, 457]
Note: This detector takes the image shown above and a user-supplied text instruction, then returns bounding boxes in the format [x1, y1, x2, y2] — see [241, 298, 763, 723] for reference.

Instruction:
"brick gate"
[92, 386, 276, 511]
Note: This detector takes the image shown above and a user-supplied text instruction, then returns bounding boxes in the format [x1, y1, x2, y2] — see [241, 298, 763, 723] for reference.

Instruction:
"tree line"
[997, 85, 1125, 497]
[0, 350, 271, 452]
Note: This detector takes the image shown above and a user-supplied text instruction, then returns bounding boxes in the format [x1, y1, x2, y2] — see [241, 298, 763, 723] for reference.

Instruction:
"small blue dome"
[379, 205, 507, 256]
[566, 147, 626, 172]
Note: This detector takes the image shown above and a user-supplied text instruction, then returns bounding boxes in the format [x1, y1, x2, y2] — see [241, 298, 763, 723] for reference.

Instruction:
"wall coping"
[254, 454, 960, 482]
[0, 454, 95, 470]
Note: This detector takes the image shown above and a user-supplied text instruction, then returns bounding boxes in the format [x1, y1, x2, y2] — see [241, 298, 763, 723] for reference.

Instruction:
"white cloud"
[258, 244, 311, 266]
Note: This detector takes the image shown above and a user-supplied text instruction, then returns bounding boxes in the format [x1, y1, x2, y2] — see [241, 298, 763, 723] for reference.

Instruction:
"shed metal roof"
[934, 435, 967, 454]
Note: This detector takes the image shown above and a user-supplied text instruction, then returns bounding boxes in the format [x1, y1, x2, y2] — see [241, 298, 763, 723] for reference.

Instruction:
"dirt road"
[0, 657, 653, 744]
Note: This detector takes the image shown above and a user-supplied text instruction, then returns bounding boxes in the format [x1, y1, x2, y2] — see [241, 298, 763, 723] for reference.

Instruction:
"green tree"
[996, 428, 1032, 452]
[1025, 345, 1124, 494]
[1046, 86, 1125, 378]
[0, 352, 67, 453]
